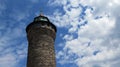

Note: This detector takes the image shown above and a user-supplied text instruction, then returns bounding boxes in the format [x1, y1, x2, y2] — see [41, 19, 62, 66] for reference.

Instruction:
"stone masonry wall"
[26, 25, 56, 67]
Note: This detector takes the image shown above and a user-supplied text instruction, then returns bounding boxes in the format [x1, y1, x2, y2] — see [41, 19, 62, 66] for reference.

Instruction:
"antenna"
[40, 8, 44, 16]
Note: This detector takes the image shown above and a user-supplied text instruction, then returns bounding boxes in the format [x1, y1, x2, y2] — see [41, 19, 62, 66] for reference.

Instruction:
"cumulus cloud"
[0, 1, 29, 67]
[48, 0, 120, 67]
[0, 22, 27, 67]
[0, 53, 17, 67]
[0, 0, 120, 67]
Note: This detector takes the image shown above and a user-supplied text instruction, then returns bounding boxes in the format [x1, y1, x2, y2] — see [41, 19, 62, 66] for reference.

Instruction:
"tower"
[26, 14, 57, 67]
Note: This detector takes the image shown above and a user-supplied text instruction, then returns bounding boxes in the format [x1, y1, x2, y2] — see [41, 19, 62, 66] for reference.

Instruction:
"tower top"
[26, 12, 57, 33]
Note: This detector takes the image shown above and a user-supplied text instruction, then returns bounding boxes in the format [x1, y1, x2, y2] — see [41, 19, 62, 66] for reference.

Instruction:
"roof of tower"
[26, 14, 57, 33]
[34, 15, 50, 22]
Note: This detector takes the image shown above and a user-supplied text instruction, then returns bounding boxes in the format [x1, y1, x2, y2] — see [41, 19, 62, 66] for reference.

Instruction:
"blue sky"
[0, 0, 120, 67]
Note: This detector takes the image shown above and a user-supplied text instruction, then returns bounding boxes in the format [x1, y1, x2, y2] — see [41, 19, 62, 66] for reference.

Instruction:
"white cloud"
[76, 47, 120, 67]
[0, 3, 28, 67]
[0, 53, 17, 67]
[63, 34, 73, 41]
[48, 0, 120, 67]
[69, 0, 80, 7]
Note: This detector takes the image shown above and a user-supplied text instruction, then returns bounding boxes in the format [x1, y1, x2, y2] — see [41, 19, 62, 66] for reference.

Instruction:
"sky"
[0, 0, 120, 67]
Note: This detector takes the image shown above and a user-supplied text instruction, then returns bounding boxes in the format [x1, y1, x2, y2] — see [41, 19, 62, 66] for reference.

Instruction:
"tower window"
[34, 17, 48, 22]
[39, 17, 48, 21]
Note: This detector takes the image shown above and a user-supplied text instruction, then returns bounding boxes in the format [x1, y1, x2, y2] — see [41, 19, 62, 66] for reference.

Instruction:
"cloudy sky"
[0, 0, 120, 67]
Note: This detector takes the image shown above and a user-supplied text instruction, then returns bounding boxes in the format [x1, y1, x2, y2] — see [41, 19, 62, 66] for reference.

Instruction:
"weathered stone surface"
[26, 21, 56, 67]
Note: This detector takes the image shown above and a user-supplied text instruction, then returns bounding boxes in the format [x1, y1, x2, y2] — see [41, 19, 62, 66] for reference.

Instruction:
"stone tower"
[26, 14, 57, 67]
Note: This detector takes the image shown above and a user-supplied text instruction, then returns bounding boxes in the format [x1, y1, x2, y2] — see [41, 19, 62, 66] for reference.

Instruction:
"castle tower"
[26, 14, 57, 67]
